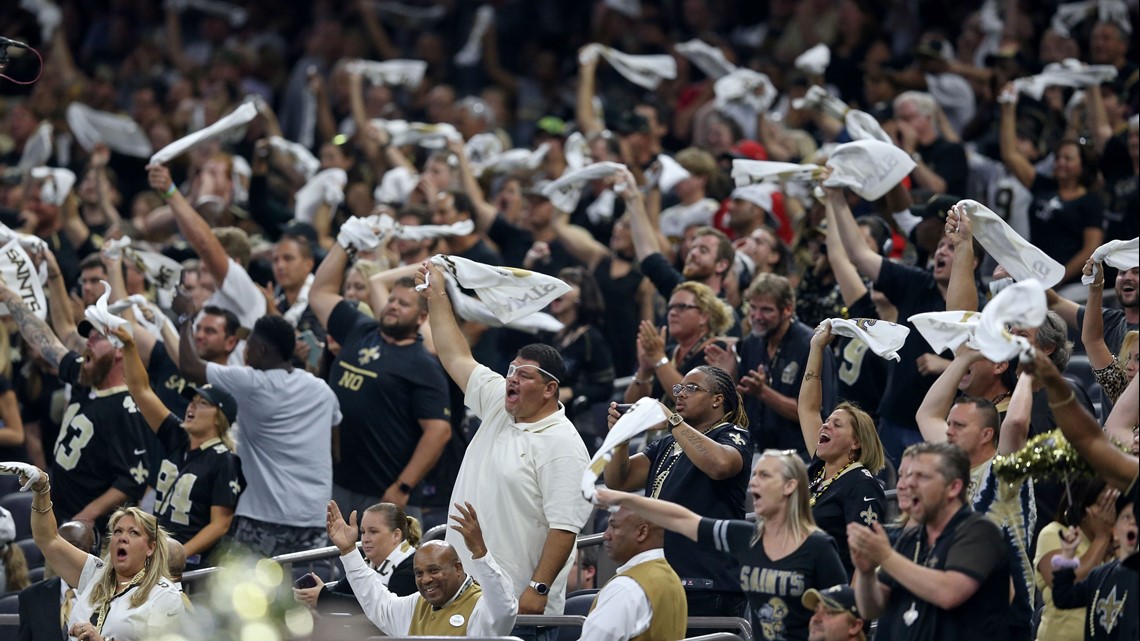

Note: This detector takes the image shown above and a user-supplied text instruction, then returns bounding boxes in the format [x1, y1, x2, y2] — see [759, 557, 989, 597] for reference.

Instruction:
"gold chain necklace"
[809, 460, 860, 506]
[649, 421, 723, 498]
[95, 567, 146, 632]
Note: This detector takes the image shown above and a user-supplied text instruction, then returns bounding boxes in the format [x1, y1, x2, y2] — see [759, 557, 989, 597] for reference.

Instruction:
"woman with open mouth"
[1081, 258, 1138, 408]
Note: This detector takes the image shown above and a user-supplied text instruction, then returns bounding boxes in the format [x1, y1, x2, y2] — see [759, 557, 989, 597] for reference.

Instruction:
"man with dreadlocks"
[603, 365, 753, 621]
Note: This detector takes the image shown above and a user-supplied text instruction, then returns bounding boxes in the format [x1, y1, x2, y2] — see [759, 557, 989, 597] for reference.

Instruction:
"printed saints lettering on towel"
[860, 153, 902, 193]
[738, 566, 805, 596]
[504, 283, 561, 311]
[5, 248, 41, 312]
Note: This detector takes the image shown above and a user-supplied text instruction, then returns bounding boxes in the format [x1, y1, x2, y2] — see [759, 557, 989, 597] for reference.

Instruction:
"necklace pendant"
[903, 601, 918, 626]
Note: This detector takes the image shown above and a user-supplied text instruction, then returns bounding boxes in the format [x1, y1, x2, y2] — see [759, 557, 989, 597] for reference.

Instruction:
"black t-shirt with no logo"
[327, 301, 451, 496]
[698, 519, 847, 641]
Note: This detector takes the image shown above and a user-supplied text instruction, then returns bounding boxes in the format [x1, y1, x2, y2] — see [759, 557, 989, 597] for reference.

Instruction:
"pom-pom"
[993, 428, 1102, 485]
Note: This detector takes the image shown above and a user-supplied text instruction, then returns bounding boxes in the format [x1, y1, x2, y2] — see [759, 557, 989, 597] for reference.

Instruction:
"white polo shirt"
[445, 365, 593, 616]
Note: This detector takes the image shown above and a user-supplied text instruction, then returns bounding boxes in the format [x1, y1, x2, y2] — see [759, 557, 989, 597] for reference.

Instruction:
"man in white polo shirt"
[415, 260, 592, 631]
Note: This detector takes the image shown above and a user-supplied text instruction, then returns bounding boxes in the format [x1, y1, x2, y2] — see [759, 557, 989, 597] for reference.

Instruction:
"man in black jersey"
[308, 241, 452, 522]
[0, 280, 151, 533]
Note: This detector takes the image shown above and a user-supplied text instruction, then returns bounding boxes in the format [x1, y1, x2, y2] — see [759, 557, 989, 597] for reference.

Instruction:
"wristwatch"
[653, 356, 670, 369]
[667, 412, 684, 430]
[529, 580, 549, 595]
[397, 481, 414, 495]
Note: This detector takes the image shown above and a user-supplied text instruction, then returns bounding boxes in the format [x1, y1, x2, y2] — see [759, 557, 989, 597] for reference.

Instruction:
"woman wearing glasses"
[604, 365, 753, 620]
[623, 281, 734, 409]
[797, 321, 887, 576]
[597, 449, 847, 641]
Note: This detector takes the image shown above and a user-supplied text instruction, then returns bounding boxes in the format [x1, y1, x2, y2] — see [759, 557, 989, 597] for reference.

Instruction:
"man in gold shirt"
[581, 506, 686, 641]
[327, 500, 517, 636]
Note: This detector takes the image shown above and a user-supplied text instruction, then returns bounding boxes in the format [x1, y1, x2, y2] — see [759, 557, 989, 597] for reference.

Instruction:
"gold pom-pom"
[993, 428, 1099, 485]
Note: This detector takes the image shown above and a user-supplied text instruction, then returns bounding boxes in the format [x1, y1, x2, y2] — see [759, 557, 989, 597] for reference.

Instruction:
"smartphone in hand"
[294, 572, 318, 589]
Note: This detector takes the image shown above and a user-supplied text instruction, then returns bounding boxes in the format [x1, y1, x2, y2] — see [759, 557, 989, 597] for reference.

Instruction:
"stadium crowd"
[0, 0, 1137, 640]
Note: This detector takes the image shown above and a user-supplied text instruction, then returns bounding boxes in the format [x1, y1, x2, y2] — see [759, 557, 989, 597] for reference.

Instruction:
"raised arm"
[178, 318, 209, 385]
[416, 261, 478, 390]
[998, 86, 1036, 189]
[24, 470, 88, 590]
[42, 250, 83, 353]
[147, 164, 231, 285]
[825, 181, 884, 281]
[309, 243, 349, 330]
[447, 137, 498, 229]
[799, 323, 833, 458]
[111, 327, 171, 432]
[575, 47, 604, 136]
[823, 188, 868, 305]
[594, 488, 702, 542]
[0, 281, 68, 370]
[1080, 260, 1115, 370]
[998, 371, 1033, 455]
[550, 211, 608, 270]
[944, 205, 978, 312]
[915, 349, 984, 443]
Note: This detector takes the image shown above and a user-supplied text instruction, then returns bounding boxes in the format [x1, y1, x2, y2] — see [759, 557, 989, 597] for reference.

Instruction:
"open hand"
[449, 502, 487, 559]
[326, 500, 359, 555]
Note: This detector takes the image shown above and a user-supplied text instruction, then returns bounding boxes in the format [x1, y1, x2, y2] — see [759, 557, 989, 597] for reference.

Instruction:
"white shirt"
[445, 364, 593, 616]
[341, 547, 517, 636]
[202, 258, 266, 367]
[206, 363, 342, 526]
[579, 549, 663, 641]
[68, 555, 183, 641]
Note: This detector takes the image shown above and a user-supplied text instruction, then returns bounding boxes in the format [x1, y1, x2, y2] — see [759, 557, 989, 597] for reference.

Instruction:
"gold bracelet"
[803, 371, 821, 381]
[1048, 390, 1076, 410]
[31, 500, 53, 514]
[34, 484, 50, 495]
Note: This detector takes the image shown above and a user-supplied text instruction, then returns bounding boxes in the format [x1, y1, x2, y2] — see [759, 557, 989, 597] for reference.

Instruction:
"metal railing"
[688, 617, 753, 641]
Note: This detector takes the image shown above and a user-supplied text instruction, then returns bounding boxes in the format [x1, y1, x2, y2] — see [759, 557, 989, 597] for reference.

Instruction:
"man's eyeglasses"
[667, 303, 701, 313]
[672, 383, 712, 396]
[507, 363, 561, 384]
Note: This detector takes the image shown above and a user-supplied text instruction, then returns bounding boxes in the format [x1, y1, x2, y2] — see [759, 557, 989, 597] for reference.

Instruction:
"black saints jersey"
[52, 352, 151, 527]
[153, 414, 244, 561]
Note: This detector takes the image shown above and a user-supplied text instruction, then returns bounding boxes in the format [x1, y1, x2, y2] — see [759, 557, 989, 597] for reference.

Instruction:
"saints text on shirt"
[739, 565, 805, 596]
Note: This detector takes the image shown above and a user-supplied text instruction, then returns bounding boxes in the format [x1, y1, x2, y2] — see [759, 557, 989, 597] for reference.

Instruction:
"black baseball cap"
[802, 584, 860, 618]
[909, 194, 961, 221]
[182, 384, 239, 424]
[77, 319, 100, 338]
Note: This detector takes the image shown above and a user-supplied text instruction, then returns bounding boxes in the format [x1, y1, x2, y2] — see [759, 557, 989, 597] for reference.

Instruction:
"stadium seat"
[16, 538, 43, 569]
[0, 493, 32, 541]
[422, 523, 448, 542]
[0, 593, 18, 613]
[0, 476, 19, 498]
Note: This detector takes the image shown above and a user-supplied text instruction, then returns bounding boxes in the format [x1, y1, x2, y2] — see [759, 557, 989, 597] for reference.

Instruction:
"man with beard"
[736, 274, 834, 457]
[0, 281, 151, 534]
[308, 242, 452, 522]
[1051, 265, 1139, 355]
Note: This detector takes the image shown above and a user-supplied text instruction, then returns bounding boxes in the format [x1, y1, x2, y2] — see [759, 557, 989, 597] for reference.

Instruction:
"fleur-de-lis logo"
[130, 462, 148, 484]
[358, 347, 380, 364]
[860, 506, 879, 525]
[229, 480, 242, 495]
[1096, 586, 1125, 633]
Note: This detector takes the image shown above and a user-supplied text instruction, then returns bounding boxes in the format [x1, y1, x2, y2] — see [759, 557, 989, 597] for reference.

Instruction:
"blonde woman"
[597, 449, 847, 641]
[11, 464, 182, 640]
[113, 326, 244, 570]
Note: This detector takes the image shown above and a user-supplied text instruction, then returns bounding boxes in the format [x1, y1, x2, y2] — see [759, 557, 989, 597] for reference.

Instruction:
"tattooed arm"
[0, 281, 69, 369]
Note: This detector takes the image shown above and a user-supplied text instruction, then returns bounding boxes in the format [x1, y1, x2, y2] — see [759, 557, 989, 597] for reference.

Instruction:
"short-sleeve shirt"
[1076, 306, 1138, 356]
[68, 554, 184, 638]
[698, 519, 847, 641]
[643, 422, 752, 593]
[326, 301, 451, 496]
[205, 362, 341, 527]
[807, 459, 886, 576]
[152, 413, 244, 560]
[52, 352, 151, 527]
[739, 321, 835, 456]
[447, 364, 593, 616]
[1028, 175, 1104, 268]
[877, 506, 1010, 641]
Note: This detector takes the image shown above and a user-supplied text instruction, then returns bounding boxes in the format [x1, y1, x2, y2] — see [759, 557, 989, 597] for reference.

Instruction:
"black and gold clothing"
[806, 459, 886, 577]
[698, 519, 847, 641]
[153, 413, 244, 566]
[52, 352, 151, 531]
[408, 578, 482, 635]
[1053, 558, 1138, 641]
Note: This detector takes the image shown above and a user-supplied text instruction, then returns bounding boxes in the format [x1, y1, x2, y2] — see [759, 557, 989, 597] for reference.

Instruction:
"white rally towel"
[83, 281, 132, 347]
[440, 273, 563, 335]
[0, 461, 43, 492]
[268, 136, 320, 180]
[675, 39, 737, 80]
[644, 154, 691, 193]
[374, 166, 418, 206]
[20, 0, 62, 42]
[1012, 59, 1118, 101]
[0, 224, 48, 255]
[127, 248, 183, 309]
[845, 110, 892, 144]
[66, 103, 153, 158]
[909, 310, 981, 355]
[464, 133, 504, 167]
[419, 254, 572, 324]
[578, 44, 677, 90]
[581, 397, 669, 502]
[956, 199, 1066, 288]
[150, 102, 257, 166]
[377, 214, 474, 241]
[792, 85, 849, 120]
[18, 122, 53, 172]
[1052, 0, 1131, 38]
[474, 144, 550, 177]
[294, 168, 348, 225]
[973, 279, 1047, 363]
[795, 44, 830, 76]
[346, 59, 429, 89]
[715, 68, 777, 114]
[30, 167, 76, 206]
[731, 159, 821, 187]
[337, 216, 385, 252]
[564, 133, 590, 172]
[823, 140, 915, 201]
[828, 318, 911, 362]
[1082, 237, 1139, 284]
[543, 161, 629, 214]
[730, 183, 779, 213]
[372, 119, 463, 149]
[454, 5, 495, 66]
[0, 239, 48, 321]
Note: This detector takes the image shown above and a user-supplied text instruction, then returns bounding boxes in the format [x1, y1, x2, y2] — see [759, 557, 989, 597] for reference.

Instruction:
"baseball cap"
[609, 111, 651, 136]
[77, 319, 100, 338]
[801, 584, 859, 617]
[182, 384, 239, 424]
[535, 116, 568, 138]
[909, 193, 961, 221]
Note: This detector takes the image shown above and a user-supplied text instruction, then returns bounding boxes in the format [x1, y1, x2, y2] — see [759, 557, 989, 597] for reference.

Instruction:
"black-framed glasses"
[667, 303, 701, 313]
[672, 383, 712, 397]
